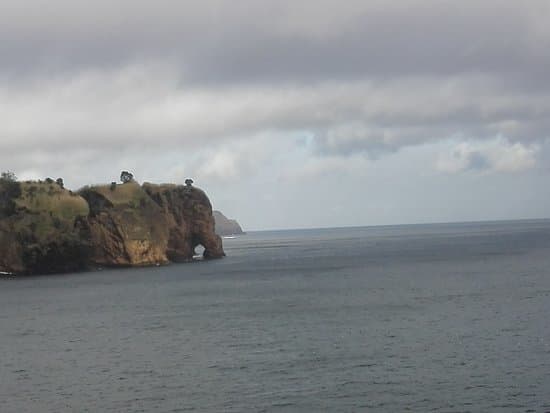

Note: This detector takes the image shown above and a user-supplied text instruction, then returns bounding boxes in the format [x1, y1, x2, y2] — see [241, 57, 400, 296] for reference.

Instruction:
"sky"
[1, 0, 550, 230]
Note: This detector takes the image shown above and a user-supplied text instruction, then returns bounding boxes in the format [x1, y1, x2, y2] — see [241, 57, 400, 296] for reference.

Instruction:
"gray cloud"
[1, 1, 550, 84]
[2, 69, 549, 156]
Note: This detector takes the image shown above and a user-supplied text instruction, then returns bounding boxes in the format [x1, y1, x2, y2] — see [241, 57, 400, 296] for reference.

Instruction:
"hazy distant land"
[213, 210, 244, 236]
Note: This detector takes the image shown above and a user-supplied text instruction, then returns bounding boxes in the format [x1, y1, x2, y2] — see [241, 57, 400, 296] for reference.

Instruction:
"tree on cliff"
[1, 171, 17, 182]
[56, 178, 64, 188]
[120, 171, 134, 184]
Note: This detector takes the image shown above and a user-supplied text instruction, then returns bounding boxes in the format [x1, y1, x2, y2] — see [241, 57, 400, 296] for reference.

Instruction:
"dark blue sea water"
[1, 220, 550, 412]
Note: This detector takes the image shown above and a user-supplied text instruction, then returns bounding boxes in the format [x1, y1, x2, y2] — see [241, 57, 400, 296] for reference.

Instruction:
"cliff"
[0, 177, 224, 275]
[142, 183, 224, 260]
[213, 210, 244, 236]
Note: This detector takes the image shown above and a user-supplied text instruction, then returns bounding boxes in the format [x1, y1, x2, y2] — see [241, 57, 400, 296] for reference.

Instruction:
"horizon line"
[244, 217, 550, 233]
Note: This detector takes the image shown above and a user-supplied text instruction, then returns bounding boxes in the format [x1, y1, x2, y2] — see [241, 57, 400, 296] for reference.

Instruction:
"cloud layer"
[1, 0, 549, 228]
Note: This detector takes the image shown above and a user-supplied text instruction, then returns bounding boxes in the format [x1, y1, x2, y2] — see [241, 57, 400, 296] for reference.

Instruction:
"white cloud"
[17, 169, 43, 181]
[436, 137, 539, 173]
[2, 66, 550, 159]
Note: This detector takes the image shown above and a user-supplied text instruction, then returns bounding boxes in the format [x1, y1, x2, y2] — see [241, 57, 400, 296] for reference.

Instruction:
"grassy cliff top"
[16, 181, 89, 219]
[142, 182, 209, 201]
[0, 181, 90, 243]
[84, 181, 150, 207]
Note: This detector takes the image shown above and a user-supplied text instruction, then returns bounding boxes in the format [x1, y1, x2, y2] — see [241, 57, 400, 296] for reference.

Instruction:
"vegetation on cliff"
[0, 174, 89, 274]
[0, 172, 224, 275]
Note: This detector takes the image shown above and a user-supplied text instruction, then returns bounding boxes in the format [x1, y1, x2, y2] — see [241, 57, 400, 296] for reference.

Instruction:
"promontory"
[0, 173, 225, 275]
[213, 210, 244, 236]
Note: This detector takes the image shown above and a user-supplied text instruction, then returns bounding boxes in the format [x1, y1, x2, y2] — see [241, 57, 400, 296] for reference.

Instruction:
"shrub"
[0, 171, 17, 182]
[0, 176, 21, 216]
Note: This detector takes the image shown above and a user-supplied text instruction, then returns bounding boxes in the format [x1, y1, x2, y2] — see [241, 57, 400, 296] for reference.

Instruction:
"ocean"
[1, 220, 550, 412]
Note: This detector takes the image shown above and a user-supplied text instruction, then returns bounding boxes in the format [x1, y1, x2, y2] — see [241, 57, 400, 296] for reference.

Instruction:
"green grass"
[16, 182, 89, 219]
[11, 181, 89, 240]
[89, 181, 149, 207]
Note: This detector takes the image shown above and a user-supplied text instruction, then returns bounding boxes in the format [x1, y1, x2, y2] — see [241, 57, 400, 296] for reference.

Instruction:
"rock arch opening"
[193, 243, 205, 259]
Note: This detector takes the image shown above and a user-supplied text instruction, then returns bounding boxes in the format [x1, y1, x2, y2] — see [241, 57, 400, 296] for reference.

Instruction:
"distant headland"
[213, 210, 245, 236]
[0, 171, 225, 276]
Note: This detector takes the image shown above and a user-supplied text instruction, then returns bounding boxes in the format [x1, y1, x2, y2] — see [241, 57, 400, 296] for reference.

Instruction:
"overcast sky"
[1, 0, 550, 230]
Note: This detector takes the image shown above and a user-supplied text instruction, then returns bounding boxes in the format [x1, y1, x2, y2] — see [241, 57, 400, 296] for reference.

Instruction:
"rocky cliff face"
[79, 182, 170, 267]
[0, 179, 224, 275]
[213, 210, 244, 236]
[142, 183, 224, 260]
